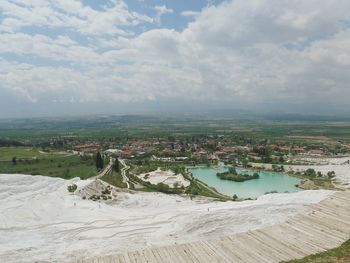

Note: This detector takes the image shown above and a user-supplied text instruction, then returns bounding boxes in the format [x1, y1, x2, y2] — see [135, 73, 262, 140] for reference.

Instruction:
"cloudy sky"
[1, 0, 350, 118]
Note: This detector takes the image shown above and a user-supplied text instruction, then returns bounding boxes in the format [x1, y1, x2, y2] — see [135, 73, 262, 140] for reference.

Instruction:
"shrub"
[67, 183, 77, 193]
[156, 182, 170, 193]
[101, 188, 111, 195]
[190, 186, 199, 195]
[228, 167, 237, 174]
[304, 168, 316, 177]
[327, 171, 336, 178]
[272, 165, 284, 172]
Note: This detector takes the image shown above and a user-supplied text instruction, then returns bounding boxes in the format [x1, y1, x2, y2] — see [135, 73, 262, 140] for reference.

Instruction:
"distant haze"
[1, 0, 350, 118]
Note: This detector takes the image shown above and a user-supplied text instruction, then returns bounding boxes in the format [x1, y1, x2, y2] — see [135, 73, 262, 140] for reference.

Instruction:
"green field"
[0, 147, 62, 160]
[0, 147, 97, 179]
[1, 115, 350, 145]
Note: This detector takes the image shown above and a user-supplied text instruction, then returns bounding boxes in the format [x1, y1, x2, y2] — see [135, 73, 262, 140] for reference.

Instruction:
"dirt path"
[119, 159, 130, 189]
[91, 158, 113, 180]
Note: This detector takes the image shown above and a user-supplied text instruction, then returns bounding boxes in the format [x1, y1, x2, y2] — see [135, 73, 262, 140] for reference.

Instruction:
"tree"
[279, 156, 284, 163]
[304, 168, 316, 177]
[253, 172, 259, 178]
[12, 156, 17, 165]
[327, 171, 336, 178]
[228, 167, 237, 174]
[114, 159, 120, 172]
[232, 194, 238, 201]
[96, 152, 104, 170]
[255, 146, 272, 163]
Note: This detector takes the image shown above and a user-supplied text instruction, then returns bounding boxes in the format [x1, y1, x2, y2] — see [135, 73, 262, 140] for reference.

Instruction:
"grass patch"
[284, 239, 350, 263]
[288, 173, 335, 190]
[0, 152, 97, 179]
[312, 177, 335, 189]
[189, 179, 232, 201]
[0, 147, 61, 160]
[100, 172, 127, 188]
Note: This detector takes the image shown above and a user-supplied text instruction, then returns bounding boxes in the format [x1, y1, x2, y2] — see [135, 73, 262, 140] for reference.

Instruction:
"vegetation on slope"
[288, 168, 336, 190]
[100, 171, 127, 188]
[284, 239, 350, 263]
[0, 147, 97, 179]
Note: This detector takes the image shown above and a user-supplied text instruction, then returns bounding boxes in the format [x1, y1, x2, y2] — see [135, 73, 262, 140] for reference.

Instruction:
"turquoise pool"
[190, 166, 301, 199]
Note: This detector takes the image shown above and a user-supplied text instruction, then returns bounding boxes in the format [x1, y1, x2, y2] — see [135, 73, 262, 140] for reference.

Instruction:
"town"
[1, 116, 349, 200]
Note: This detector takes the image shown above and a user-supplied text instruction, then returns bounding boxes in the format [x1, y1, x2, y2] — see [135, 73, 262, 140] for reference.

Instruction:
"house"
[292, 147, 304, 152]
[193, 151, 208, 158]
[120, 149, 135, 159]
[74, 144, 100, 153]
[279, 146, 292, 152]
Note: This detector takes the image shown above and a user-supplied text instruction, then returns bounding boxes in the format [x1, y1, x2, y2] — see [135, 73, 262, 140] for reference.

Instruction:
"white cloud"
[0, 0, 152, 36]
[180, 11, 200, 18]
[1, 0, 350, 114]
[0, 33, 102, 64]
[154, 5, 173, 15]
[154, 5, 173, 25]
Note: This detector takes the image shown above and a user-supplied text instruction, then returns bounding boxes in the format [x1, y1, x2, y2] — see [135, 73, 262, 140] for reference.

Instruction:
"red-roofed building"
[279, 146, 292, 151]
[74, 144, 100, 153]
[120, 149, 135, 159]
[292, 147, 304, 152]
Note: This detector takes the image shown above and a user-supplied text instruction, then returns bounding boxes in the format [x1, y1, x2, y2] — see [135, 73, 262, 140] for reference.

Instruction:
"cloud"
[154, 5, 173, 25]
[0, 33, 101, 64]
[1, 0, 350, 115]
[154, 5, 173, 15]
[180, 11, 200, 18]
[0, 0, 152, 36]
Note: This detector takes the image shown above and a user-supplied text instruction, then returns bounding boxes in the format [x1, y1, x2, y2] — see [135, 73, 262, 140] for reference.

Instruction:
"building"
[74, 144, 100, 154]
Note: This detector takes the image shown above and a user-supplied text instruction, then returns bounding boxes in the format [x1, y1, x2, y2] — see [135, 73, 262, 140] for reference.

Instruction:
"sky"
[1, 0, 350, 118]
